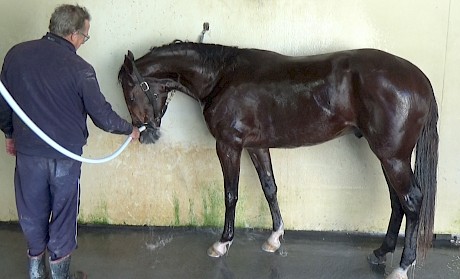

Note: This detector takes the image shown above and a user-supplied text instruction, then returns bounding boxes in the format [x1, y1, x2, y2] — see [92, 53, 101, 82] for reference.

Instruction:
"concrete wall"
[1, 0, 459, 234]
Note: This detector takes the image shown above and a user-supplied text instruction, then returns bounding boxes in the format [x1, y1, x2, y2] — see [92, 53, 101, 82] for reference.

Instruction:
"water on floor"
[0, 223, 459, 279]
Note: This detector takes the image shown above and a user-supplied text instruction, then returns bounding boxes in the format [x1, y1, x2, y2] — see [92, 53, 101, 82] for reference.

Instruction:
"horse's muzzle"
[139, 126, 161, 144]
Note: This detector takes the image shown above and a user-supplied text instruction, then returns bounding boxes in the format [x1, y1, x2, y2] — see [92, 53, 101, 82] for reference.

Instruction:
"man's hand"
[130, 126, 141, 141]
[5, 138, 16, 156]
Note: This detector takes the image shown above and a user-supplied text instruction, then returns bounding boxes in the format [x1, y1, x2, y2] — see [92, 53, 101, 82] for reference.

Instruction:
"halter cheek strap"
[129, 61, 157, 103]
[127, 58, 173, 122]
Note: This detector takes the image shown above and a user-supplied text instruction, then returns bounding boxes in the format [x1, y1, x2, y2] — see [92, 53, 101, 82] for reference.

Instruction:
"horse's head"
[118, 51, 175, 144]
[119, 42, 232, 143]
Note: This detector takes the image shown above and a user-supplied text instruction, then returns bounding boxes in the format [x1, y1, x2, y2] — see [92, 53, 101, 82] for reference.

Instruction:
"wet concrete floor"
[0, 222, 459, 279]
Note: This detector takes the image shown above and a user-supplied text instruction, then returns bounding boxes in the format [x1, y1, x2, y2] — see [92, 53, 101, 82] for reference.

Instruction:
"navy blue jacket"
[0, 33, 133, 158]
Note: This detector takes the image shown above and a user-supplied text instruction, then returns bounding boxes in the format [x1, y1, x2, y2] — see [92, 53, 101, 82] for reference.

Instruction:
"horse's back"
[205, 47, 434, 151]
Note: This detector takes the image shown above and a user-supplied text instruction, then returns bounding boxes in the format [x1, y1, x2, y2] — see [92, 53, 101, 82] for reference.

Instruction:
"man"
[0, 4, 140, 279]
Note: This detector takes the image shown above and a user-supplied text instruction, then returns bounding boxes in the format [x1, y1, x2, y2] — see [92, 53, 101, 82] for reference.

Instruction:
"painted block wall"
[0, 0, 459, 234]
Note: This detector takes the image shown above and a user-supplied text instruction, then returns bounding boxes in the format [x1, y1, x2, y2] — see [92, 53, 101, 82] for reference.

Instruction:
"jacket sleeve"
[0, 75, 13, 138]
[79, 67, 133, 135]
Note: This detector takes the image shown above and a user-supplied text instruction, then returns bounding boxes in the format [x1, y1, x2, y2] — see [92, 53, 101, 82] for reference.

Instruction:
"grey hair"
[49, 4, 91, 37]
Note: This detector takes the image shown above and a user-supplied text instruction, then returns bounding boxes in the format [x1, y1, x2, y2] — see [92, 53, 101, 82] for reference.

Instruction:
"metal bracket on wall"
[451, 235, 460, 246]
[198, 22, 210, 43]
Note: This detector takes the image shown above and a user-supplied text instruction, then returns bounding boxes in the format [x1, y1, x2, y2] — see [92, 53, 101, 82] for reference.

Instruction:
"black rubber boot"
[49, 255, 87, 279]
[29, 252, 48, 279]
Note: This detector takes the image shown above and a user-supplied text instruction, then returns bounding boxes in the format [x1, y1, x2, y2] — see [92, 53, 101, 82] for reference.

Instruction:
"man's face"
[72, 19, 90, 50]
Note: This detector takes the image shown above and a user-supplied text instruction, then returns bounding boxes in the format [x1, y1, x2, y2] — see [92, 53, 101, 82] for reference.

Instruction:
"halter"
[128, 59, 174, 124]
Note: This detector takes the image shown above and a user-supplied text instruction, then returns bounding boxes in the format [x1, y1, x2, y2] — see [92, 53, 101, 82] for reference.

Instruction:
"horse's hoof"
[262, 228, 284, 253]
[367, 252, 386, 265]
[207, 241, 232, 257]
[262, 240, 280, 252]
[385, 268, 408, 279]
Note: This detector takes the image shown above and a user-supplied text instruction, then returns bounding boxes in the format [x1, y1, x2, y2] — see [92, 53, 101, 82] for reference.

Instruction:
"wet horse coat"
[119, 42, 438, 278]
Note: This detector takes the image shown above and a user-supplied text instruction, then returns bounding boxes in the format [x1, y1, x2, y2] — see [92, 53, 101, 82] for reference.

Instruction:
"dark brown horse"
[118, 41, 438, 279]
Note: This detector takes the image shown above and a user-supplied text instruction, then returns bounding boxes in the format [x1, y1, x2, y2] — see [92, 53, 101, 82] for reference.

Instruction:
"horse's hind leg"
[379, 158, 422, 279]
[368, 168, 404, 265]
[247, 148, 284, 253]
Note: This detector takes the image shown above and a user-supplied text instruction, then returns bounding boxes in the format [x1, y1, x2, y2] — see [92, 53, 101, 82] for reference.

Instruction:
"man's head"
[49, 4, 91, 49]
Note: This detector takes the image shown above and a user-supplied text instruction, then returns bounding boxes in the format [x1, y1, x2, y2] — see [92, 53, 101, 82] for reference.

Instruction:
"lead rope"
[0, 80, 144, 163]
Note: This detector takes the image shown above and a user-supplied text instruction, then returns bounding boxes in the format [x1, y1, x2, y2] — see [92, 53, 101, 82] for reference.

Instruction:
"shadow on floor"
[0, 222, 459, 279]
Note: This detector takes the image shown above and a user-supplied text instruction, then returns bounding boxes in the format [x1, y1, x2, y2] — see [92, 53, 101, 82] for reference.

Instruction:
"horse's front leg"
[247, 148, 284, 253]
[207, 141, 242, 257]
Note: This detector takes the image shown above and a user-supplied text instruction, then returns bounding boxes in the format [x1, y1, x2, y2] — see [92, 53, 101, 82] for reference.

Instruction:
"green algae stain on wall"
[256, 199, 271, 228]
[187, 198, 198, 226]
[79, 200, 109, 225]
[169, 180, 273, 229]
[173, 196, 180, 226]
[202, 182, 224, 227]
[235, 187, 272, 229]
[171, 195, 206, 227]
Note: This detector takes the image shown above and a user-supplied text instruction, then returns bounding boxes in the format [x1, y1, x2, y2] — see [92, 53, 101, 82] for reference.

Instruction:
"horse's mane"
[118, 40, 240, 83]
[148, 39, 185, 51]
[147, 39, 240, 72]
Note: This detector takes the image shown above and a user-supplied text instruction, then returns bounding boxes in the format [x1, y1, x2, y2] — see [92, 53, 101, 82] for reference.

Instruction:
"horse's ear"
[123, 54, 134, 75]
[127, 50, 134, 61]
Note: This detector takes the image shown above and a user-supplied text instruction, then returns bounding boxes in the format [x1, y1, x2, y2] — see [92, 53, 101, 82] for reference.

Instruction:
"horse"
[118, 41, 438, 279]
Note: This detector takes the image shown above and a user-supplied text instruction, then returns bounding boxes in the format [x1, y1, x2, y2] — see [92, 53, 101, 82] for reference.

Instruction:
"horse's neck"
[147, 46, 226, 102]
[169, 61, 221, 102]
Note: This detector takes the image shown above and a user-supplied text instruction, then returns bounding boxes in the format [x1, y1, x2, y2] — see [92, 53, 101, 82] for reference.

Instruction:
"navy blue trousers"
[14, 153, 82, 260]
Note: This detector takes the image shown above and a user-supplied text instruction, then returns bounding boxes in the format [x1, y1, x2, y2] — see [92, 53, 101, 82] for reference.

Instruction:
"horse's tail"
[415, 92, 439, 259]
